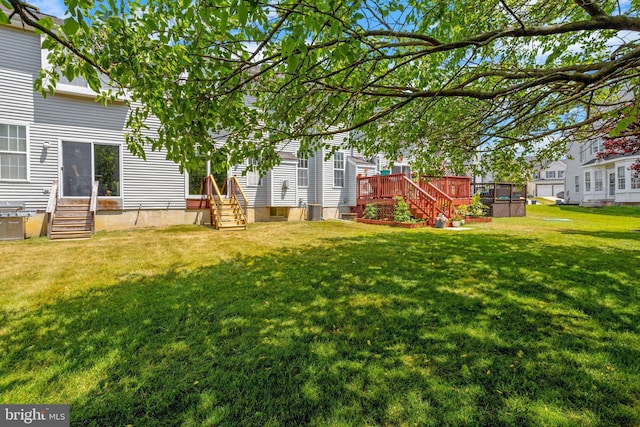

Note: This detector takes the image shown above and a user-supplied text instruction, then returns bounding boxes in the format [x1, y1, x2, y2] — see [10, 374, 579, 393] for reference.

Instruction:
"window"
[618, 166, 626, 190]
[187, 161, 208, 196]
[590, 140, 605, 155]
[632, 174, 640, 190]
[94, 144, 120, 196]
[247, 158, 262, 186]
[584, 172, 591, 192]
[594, 170, 603, 192]
[333, 152, 345, 187]
[533, 172, 540, 180]
[270, 207, 288, 217]
[580, 146, 586, 163]
[0, 124, 27, 181]
[574, 176, 580, 193]
[545, 170, 556, 179]
[298, 158, 308, 187]
[558, 170, 565, 178]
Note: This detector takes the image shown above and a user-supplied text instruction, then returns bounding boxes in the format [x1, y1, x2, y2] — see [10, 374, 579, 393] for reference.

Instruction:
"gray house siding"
[269, 159, 297, 207]
[0, 26, 41, 75]
[0, 69, 35, 122]
[1, 22, 188, 219]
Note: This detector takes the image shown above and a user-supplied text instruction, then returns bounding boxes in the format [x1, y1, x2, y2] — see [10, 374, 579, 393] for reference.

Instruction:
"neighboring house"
[527, 159, 567, 198]
[564, 138, 640, 206]
[0, 13, 377, 238]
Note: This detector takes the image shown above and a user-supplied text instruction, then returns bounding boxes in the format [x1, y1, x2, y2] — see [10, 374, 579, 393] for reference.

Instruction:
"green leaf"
[0, 10, 10, 25]
[238, 2, 248, 26]
[62, 18, 80, 36]
[36, 17, 54, 31]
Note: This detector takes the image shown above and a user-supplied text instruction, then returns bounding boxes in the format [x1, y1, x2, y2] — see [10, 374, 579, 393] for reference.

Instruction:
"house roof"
[277, 152, 298, 162]
[348, 156, 376, 166]
[1, 5, 63, 28]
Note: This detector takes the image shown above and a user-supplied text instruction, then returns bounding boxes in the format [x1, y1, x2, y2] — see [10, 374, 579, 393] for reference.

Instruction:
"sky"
[30, 0, 67, 18]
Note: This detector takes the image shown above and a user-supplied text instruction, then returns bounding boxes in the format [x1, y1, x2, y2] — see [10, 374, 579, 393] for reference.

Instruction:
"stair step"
[50, 230, 92, 240]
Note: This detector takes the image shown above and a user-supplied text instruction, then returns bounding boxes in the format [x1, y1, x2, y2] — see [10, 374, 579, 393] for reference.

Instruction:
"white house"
[564, 138, 640, 206]
[0, 12, 377, 238]
[527, 159, 567, 198]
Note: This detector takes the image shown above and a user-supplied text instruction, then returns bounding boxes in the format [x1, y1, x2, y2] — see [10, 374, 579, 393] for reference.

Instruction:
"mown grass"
[1, 204, 640, 426]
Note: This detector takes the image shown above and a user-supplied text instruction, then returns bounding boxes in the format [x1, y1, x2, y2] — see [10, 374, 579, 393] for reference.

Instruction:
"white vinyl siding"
[270, 159, 297, 207]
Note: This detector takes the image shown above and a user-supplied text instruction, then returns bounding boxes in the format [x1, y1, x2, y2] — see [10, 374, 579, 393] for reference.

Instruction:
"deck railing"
[205, 175, 223, 228]
[419, 176, 471, 204]
[89, 180, 99, 233]
[46, 180, 59, 239]
[229, 175, 248, 223]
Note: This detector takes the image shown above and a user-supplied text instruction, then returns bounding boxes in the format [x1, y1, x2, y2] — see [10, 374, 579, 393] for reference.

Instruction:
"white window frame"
[631, 173, 640, 190]
[246, 158, 262, 187]
[594, 170, 604, 192]
[0, 122, 30, 182]
[584, 171, 591, 192]
[297, 158, 309, 187]
[333, 152, 345, 187]
[545, 170, 556, 179]
[617, 166, 626, 190]
[590, 140, 605, 155]
[558, 170, 565, 178]
[185, 160, 210, 199]
[574, 176, 580, 193]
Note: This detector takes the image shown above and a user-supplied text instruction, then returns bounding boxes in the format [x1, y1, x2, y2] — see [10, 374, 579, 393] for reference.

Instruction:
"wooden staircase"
[46, 180, 97, 240]
[49, 198, 93, 240]
[214, 197, 248, 230]
[205, 175, 248, 231]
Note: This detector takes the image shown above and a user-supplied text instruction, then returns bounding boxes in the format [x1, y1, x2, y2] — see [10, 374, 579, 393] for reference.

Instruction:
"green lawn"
[1, 204, 640, 426]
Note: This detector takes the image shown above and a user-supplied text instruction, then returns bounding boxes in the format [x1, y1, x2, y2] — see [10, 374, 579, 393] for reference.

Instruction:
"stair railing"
[205, 175, 223, 229]
[46, 180, 59, 239]
[229, 175, 248, 224]
[402, 176, 438, 223]
[421, 180, 454, 219]
[89, 181, 99, 234]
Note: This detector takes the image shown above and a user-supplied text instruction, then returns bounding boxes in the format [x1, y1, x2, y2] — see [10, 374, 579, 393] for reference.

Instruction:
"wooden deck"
[355, 174, 472, 224]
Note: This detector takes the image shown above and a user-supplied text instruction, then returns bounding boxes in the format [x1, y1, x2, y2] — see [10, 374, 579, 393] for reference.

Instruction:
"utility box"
[307, 204, 322, 221]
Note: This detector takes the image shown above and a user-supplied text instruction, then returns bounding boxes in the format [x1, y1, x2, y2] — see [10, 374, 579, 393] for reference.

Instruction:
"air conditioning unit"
[307, 204, 322, 221]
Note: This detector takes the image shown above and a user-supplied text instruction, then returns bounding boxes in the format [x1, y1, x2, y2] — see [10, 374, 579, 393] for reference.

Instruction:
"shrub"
[394, 196, 412, 223]
[363, 203, 378, 219]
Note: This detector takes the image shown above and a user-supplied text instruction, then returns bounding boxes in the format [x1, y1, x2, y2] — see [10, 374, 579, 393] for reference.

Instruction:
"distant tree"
[3, 0, 640, 177]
